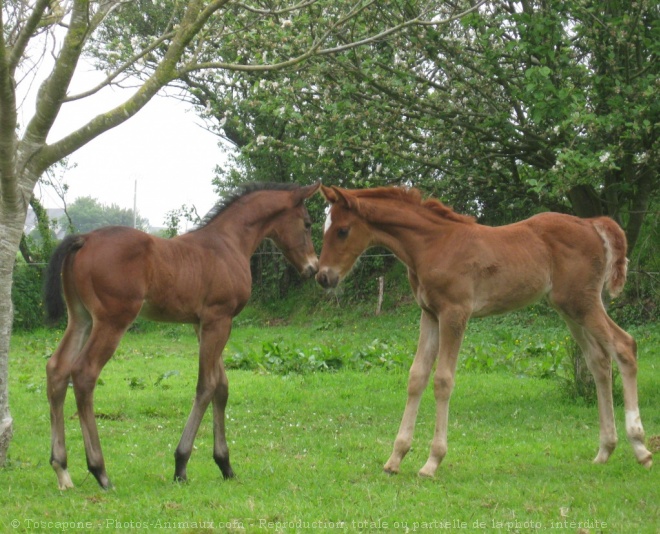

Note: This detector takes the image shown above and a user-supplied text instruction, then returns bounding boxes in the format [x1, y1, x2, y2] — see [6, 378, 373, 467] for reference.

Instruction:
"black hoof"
[89, 464, 112, 489]
[173, 472, 188, 484]
[214, 455, 235, 480]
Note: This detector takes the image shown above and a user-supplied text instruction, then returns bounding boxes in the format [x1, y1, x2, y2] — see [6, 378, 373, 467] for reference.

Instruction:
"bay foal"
[316, 185, 652, 476]
[44, 183, 320, 490]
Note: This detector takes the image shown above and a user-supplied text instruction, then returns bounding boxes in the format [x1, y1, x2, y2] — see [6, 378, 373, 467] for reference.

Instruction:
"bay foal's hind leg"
[46, 320, 91, 490]
[71, 321, 129, 489]
[174, 317, 233, 483]
[384, 311, 439, 474]
[418, 308, 466, 477]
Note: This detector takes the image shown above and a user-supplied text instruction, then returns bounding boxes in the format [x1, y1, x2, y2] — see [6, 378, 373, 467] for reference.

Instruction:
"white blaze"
[324, 211, 333, 234]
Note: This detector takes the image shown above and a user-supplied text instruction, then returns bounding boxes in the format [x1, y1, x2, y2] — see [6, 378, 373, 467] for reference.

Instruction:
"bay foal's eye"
[337, 227, 349, 239]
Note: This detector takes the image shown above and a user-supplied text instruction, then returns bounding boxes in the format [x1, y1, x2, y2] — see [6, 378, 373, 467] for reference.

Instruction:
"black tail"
[43, 235, 85, 326]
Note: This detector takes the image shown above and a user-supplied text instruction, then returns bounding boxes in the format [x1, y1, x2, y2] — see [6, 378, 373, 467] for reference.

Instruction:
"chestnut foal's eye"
[304, 220, 312, 230]
[337, 227, 349, 239]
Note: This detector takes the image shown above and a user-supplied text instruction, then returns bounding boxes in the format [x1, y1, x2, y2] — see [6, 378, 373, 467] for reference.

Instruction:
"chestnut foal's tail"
[44, 235, 85, 325]
[591, 217, 628, 298]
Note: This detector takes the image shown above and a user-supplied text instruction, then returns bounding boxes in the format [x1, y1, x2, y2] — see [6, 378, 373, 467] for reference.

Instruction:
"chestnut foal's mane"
[351, 186, 476, 225]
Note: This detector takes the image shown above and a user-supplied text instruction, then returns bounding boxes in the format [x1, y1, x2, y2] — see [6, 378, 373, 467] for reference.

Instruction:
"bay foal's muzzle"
[316, 267, 340, 289]
[301, 258, 320, 279]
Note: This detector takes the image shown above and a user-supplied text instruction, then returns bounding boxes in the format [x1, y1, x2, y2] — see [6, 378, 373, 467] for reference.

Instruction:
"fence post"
[376, 276, 384, 315]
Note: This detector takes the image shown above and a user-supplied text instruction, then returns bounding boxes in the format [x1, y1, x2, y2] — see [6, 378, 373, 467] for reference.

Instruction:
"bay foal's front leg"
[384, 310, 439, 474]
[174, 316, 233, 482]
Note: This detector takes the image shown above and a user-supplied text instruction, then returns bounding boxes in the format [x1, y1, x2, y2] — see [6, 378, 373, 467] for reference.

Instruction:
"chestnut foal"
[44, 183, 319, 490]
[316, 185, 652, 476]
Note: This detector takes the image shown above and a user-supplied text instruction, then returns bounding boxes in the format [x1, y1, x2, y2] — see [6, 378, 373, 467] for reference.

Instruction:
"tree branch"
[7, 0, 52, 73]
[36, 0, 233, 171]
[64, 30, 177, 102]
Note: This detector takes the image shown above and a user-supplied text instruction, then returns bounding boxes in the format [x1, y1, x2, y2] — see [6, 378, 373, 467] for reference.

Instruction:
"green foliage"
[170, 0, 658, 254]
[64, 196, 150, 233]
[11, 263, 44, 331]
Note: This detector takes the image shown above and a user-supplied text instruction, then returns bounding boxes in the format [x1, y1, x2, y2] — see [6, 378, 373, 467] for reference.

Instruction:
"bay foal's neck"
[188, 192, 284, 257]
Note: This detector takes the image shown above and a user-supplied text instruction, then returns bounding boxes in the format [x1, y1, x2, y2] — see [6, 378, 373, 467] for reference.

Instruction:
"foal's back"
[64, 225, 248, 325]
[422, 212, 620, 318]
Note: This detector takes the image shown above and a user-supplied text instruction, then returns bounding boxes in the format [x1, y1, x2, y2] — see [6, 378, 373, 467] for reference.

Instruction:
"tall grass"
[3, 302, 659, 533]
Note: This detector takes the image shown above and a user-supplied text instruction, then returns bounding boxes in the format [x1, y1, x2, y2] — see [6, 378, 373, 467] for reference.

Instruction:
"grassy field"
[2, 300, 659, 533]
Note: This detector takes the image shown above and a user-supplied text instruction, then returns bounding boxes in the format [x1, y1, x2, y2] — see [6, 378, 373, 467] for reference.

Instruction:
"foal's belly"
[138, 300, 199, 324]
[471, 279, 550, 318]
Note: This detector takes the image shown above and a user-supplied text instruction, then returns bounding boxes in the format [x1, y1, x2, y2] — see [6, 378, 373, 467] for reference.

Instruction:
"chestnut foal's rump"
[316, 185, 652, 476]
[44, 183, 319, 490]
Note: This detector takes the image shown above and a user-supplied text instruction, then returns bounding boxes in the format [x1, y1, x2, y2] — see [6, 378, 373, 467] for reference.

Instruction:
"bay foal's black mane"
[194, 182, 303, 231]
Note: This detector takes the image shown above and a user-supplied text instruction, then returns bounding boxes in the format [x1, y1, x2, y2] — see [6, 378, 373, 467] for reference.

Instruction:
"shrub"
[11, 263, 44, 331]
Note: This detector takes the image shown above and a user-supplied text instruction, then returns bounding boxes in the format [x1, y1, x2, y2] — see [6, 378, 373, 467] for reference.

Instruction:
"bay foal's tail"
[44, 235, 85, 325]
[591, 217, 628, 298]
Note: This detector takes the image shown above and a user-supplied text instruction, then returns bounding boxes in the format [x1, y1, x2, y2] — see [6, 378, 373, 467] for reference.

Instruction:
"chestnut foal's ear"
[331, 186, 358, 210]
[320, 184, 338, 203]
[294, 182, 321, 203]
[321, 185, 358, 210]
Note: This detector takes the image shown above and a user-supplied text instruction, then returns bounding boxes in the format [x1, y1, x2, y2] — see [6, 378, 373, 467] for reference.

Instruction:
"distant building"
[23, 207, 67, 239]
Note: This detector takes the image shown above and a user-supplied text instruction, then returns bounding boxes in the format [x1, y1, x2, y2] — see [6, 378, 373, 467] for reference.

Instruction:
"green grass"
[3, 303, 659, 533]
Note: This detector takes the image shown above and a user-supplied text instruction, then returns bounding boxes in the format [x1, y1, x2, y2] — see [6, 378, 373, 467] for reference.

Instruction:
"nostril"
[316, 271, 328, 287]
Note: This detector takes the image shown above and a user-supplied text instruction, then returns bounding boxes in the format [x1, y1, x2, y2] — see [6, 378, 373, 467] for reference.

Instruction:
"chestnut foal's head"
[316, 185, 373, 288]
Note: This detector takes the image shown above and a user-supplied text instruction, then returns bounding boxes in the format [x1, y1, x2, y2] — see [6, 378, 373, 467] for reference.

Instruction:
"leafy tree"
[0, 0, 479, 466]
[64, 196, 149, 233]
[183, 0, 658, 251]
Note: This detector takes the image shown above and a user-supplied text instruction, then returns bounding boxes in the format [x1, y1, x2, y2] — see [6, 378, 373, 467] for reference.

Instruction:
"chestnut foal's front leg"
[384, 310, 439, 474]
[384, 306, 467, 477]
[174, 316, 233, 482]
[418, 308, 467, 477]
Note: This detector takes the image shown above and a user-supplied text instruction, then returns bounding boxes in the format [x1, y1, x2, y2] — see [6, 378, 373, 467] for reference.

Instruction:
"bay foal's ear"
[320, 185, 358, 210]
[294, 182, 321, 203]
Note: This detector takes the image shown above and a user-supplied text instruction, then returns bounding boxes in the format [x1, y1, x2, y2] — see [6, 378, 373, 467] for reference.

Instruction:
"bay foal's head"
[316, 185, 373, 288]
[267, 182, 321, 278]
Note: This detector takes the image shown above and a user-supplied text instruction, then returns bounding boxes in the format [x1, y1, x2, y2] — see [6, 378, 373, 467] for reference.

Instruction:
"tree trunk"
[567, 184, 604, 218]
[0, 201, 27, 466]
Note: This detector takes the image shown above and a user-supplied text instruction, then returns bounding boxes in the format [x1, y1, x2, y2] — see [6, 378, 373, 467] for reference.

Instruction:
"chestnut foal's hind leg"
[46, 319, 91, 490]
[564, 304, 652, 468]
[564, 319, 618, 463]
[174, 317, 233, 482]
[582, 310, 652, 467]
[70, 321, 129, 489]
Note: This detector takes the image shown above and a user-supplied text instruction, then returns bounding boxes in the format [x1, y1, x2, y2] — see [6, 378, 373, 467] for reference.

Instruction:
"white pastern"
[625, 409, 643, 435]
